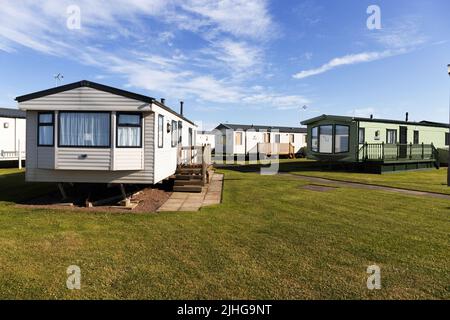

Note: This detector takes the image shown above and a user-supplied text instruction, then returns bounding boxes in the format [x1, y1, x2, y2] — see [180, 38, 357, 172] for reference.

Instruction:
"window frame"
[311, 126, 319, 152]
[318, 125, 333, 154]
[235, 132, 243, 146]
[116, 112, 143, 148]
[58, 111, 111, 148]
[289, 134, 295, 144]
[158, 115, 164, 148]
[386, 129, 397, 144]
[274, 134, 281, 143]
[413, 130, 419, 145]
[445, 132, 449, 146]
[334, 125, 350, 154]
[178, 121, 183, 145]
[358, 128, 365, 144]
[37, 112, 55, 147]
[171, 120, 178, 147]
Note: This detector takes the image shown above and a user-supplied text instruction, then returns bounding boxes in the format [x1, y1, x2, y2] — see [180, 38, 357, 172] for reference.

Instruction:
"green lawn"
[287, 167, 450, 195]
[0, 168, 449, 299]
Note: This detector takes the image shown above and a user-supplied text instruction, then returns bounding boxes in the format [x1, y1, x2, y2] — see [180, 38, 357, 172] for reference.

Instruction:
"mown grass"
[0, 168, 448, 299]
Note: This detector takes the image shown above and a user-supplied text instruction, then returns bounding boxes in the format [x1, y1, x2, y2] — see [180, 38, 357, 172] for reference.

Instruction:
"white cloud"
[370, 17, 427, 49]
[293, 50, 401, 79]
[0, 0, 308, 111]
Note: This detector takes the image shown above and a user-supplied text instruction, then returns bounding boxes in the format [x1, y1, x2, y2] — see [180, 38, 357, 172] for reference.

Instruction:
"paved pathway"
[279, 173, 450, 200]
[157, 173, 223, 212]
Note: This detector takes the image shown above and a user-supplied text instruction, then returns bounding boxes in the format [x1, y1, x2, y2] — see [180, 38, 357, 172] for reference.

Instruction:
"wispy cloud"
[293, 50, 399, 79]
[0, 0, 307, 110]
[292, 15, 428, 80]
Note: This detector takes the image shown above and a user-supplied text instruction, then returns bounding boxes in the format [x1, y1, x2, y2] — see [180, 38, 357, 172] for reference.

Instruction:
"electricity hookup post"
[447, 64, 450, 186]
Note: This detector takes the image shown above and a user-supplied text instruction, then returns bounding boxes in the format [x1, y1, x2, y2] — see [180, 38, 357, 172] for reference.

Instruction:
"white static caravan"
[214, 123, 307, 157]
[0, 108, 26, 163]
[16, 80, 197, 185]
[196, 130, 216, 150]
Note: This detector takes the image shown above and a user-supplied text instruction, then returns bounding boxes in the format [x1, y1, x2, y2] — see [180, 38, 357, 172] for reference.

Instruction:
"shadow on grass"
[0, 171, 57, 204]
[0, 171, 173, 206]
[217, 160, 357, 174]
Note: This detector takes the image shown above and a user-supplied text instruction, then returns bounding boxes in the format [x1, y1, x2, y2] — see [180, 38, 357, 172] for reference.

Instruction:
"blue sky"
[0, 0, 449, 130]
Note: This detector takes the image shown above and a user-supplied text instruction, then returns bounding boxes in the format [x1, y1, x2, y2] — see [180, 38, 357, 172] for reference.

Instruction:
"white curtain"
[335, 125, 349, 153]
[39, 126, 53, 145]
[319, 125, 333, 153]
[118, 127, 141, 147]
[59, 112, 110, 147]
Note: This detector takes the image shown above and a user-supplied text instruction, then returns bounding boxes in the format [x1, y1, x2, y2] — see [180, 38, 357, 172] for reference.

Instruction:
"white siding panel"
[114, 148, 143, 170]
[20, 87, 148, 111]
[56, 148, 111, 170]
[37, 147, 55, 169]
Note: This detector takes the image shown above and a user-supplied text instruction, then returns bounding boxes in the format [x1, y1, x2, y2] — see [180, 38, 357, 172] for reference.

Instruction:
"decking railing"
[358, 143, 438, 163]
[0, 150, 26, 160]
[178, 145, 212, 166]
[257, 143, 295, 158]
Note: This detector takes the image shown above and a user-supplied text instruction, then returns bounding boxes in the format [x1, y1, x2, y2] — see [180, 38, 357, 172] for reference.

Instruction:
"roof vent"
[180, 101, 184, 116]
[370, 114, 373, 119]
[161, 98, 165, 104]
[406, 112, 409, 122]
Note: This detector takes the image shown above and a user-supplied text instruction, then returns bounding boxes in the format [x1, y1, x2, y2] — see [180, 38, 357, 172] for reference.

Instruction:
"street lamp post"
[447, 65, 450, 186]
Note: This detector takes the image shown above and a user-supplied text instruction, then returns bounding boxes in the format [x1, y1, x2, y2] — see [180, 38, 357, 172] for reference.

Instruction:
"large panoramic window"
[386, 129, 397, 144]
[335, 125, 349, 153]
[311, 127, 318, 152]
[59, 112, 110, 147]
[319, 125, 333, 153]
[38, 112, 54, 146]
[117, 113, 142, 148]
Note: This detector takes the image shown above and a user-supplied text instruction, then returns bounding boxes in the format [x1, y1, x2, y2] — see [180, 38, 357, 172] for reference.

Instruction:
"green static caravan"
[301, 114, 449, 173]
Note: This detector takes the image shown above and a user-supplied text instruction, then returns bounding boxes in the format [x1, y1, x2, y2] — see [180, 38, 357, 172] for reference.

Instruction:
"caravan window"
[311, 127, 318, 152]
[59, 112, 110, 147]
[171, 120, 178, 147]
[158, 115, 164, 148]
[413, 130, 419, 144]
[117, 113, 142, 147]
[446, 132, 449, 146]
[319, 125, 333, 153]
[386, 129, 397, 144]
[358, 128, 365, 144]
[235, 132, 243, 145]
[289, 134, 295, 143]
[38, 112, 54, 146]
[178, 121, 183, 144]
[274, 134, 281, 143]
[335, 125, 349, 153]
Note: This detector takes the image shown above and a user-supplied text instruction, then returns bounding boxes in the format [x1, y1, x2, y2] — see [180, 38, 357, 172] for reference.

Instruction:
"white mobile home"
[0, 108, 26, 163]
[196, 130, 216, 150]
[214, 123, 307, 157]
[17, 80, 197, 184]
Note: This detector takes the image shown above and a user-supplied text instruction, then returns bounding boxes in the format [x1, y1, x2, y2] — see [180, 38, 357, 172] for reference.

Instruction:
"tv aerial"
[54, 73, 64, 87]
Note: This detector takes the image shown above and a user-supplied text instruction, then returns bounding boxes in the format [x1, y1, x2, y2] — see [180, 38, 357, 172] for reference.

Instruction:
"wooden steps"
[174, 179, 203, 186]
[173, 185, 203, 193]
[173, 165, 208, 193]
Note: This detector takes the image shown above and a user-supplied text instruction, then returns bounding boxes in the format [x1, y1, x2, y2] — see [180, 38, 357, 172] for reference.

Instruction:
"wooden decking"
[174, 145, 212, 192]
[257, 143, 296, 158]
